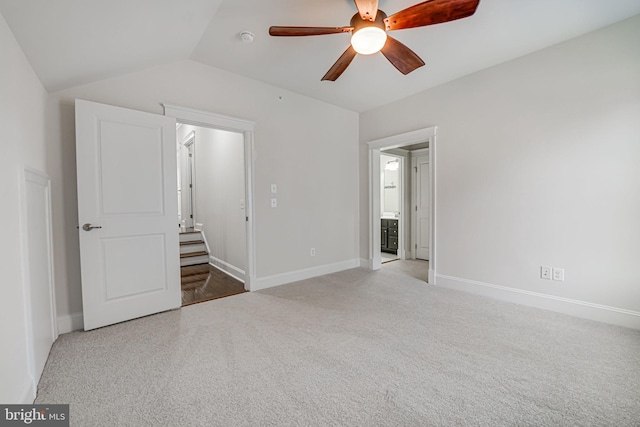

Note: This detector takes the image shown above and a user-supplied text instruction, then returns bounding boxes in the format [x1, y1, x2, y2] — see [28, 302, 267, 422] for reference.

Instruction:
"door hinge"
[246, 216, 249, 222]
[190, 214, 193, 218]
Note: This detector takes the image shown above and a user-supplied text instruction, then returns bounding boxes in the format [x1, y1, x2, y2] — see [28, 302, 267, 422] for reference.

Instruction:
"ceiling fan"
[269, 0, 480, 81]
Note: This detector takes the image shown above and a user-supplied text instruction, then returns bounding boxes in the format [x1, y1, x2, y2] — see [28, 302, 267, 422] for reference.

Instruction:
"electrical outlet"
[552, 268, 565, 281]
[271, 198, 277, 208]
[541, 266, 551, 280]
[310, 248, 316, 256]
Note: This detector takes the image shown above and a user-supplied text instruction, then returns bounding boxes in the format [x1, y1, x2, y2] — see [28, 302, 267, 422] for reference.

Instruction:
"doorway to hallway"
[163, 104, 255, 298]
[176, 123, 247, 306]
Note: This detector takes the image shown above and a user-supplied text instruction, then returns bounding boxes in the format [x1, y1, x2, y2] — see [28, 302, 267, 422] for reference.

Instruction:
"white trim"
[367, 127, 437, 282]
[410, 155, 416, 260]
[252, 259, 361, 292]
[369, 148, 382, 269]
[197, 226, 211, 255]
[183, 131, 195, 147]
[436, 274, 640, 330]
[163, 104, 255, 132]
[410, 151, 430, 261]
[57, 312, 84, 334]
[163, 104, 257, 291]
[367, 127, 436, 150]
[18, 376, 36, 404]
[410, 148, 429, 156]
[19, 167, 58, 397]
[209, 256, 246, 284]
[429, 269, 436, 285]
[183, 131, 196, 229]
[243, 131, 257, 290]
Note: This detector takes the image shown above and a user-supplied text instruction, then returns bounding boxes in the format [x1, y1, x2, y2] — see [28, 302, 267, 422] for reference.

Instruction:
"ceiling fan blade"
[322, 46, 358, 81]
[384, 0, 480, 31]
[269, 26, 353, 36]
[380, 35, 425, 75]
[354, 0, 379, 22]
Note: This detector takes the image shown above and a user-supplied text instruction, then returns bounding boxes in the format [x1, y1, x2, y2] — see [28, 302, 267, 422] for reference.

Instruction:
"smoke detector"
[239, 31, 255, 43]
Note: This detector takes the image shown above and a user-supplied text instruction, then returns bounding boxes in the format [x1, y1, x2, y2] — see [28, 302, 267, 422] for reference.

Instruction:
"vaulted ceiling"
[2, 0, 639, 112]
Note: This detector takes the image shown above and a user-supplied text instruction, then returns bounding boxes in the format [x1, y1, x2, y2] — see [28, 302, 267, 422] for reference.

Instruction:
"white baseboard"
[18, 375, 35, 404]
[359, 258, 370, 269]
[436, 274, 640, 330]
[209, 256, 245, 283]
[251, 259, 361, 292]
[57, 312, 84, 334]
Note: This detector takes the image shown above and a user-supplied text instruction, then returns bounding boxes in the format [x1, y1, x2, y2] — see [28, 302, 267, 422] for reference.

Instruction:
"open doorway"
[176, 124, 247, 305]
[164, 104, 257, 305]
[367, 127, 436, 284]
[380, 153, 402, 264]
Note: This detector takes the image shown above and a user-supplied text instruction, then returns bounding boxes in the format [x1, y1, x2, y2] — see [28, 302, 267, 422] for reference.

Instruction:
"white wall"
[360, 15, 640, 327]
[45, 60, 359, 329]
[0, 11, 48, 402]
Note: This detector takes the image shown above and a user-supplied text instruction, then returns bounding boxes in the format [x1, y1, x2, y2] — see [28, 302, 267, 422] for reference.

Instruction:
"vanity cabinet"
[381, 219, 398, 254]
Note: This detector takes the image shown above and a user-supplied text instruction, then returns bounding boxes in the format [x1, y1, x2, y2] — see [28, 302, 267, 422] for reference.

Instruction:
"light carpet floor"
[36, 266, 640, 426]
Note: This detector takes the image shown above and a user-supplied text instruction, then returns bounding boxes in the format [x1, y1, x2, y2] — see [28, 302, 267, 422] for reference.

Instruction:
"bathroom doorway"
[380, 153, 402, 264]
[367, 127, 436, 284]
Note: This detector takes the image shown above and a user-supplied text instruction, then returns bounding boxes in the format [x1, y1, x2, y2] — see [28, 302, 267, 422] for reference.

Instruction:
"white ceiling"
[2, 0, 639, 112]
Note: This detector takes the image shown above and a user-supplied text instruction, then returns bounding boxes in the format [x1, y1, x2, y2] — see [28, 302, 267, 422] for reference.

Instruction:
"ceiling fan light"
[350, 27, 387, 55]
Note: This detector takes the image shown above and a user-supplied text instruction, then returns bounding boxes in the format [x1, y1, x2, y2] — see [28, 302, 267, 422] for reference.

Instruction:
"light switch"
[540, 266, 551, 280]
[271, 184, 277, 193]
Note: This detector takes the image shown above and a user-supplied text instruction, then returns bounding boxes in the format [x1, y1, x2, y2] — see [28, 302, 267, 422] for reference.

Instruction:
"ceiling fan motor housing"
[350, 10, 387, 32]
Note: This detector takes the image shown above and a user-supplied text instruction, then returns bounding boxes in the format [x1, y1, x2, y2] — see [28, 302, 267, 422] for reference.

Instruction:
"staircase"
[179, 231, 209, 266]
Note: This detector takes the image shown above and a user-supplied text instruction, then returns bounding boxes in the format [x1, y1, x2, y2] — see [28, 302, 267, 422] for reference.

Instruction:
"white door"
[412, 154, 430, 260]
[75, 99, 181, 331]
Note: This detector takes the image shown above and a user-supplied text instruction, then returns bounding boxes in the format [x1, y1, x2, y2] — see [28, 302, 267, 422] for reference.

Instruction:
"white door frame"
[367, 127, 437, 284]
[411, 149, 429, 260]
[163, 104, 257, 290]
[19, 167, 58, 400]
[182, 131, 196, 230]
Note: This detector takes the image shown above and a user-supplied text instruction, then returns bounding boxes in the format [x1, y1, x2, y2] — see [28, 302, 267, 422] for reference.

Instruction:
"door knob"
[82, 223, 102, 231]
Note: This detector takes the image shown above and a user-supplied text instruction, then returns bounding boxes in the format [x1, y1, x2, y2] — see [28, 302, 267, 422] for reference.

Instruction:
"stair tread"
[180, 240, 204, 246]
[181, 273, 210, 283]
[181, 264, 210, 275]
[180, 251, 209, 258]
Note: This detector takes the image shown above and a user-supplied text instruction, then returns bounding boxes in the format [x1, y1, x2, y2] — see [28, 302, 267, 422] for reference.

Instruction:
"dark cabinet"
[381, 219, 398, 254]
